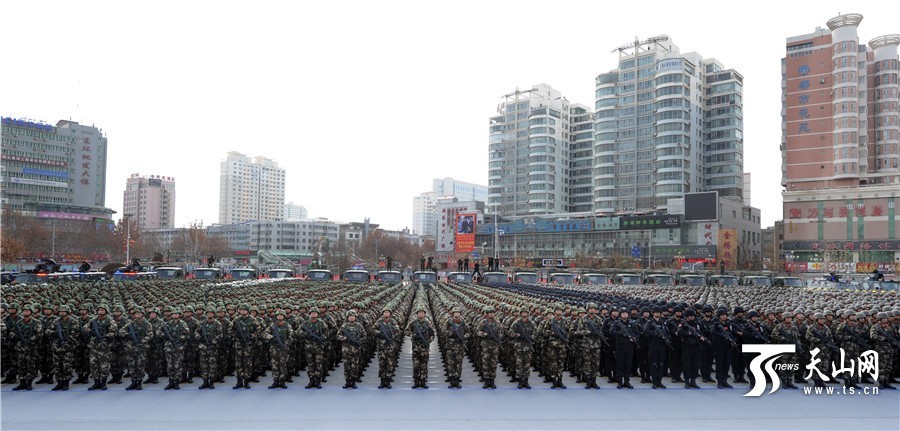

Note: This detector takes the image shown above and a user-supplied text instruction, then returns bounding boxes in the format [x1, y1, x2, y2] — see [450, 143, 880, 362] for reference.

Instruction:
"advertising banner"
[455, 213, 476, 253]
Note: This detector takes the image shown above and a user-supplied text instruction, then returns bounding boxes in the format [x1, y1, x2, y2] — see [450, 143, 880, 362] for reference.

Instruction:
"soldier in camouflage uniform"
[181, 306, 199, 384]
[72, 304, 92, 384]
[158, 307, 189, 390]
[231, 304, 260, 389]
[576, 302, 605, 389]
[47, 305, 78, 391]
[36, 304, 56, 385]
[542, 304, 569, 389]
[509, 307, 536, 389]
[405, 307, 435, 389]
[120, 307, 153, 390]
[805, 312, 835, 388]
[215, 306, 232, 383]
[870, 312, 898, 390]
[770, 312, 801, 389]
[834, 312, 865, 389]
[299, 307, 328, 389]
[196, 308, 224, 389]
[444, 307, 468, 389]
[337, 310, 366, 389]
[374, 307, 401, 389]
[108, 305, 128, 384]
[144, 308, 164, 384]
[83, 304, 117, 391]
[476, 305, 503, 389]
[1, 304, 19, 385]
[11, 304, 43, 391]
[265, 310, 293, 389]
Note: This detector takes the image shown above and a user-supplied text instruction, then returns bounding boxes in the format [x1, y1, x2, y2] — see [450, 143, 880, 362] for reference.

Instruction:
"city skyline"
[2, 1, 896, 231]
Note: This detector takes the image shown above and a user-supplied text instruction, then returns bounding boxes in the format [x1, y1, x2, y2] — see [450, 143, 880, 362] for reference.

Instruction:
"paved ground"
[3, 337, 898, 430]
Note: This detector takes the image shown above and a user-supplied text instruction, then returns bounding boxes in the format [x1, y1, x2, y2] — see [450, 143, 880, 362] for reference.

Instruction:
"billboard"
[455, 213, 476, 253]
[718, 228, 737, 270]
[651, 245, 717, 259]
[619, 215, 682, 230]
[684, 192, 718, 221]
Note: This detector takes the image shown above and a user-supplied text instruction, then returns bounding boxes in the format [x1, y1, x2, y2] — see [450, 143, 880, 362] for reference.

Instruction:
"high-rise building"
[594, 36, 744, 213]
[488, 84, 590, 217]
[1, 117, 115, 223]
[432, 177, 488, 203]
[123, 173, 175, 231]
[781, 14, 899, 270]
[284, 201, 308, 221]
[218, 151, 285, 224]
[412, 191, 438, 237]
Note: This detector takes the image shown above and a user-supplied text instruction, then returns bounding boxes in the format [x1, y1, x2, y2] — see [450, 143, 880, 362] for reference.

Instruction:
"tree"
[169, 221, 231, 264]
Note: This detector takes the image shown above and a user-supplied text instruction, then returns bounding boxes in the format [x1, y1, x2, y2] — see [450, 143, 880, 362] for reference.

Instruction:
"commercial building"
[218, 151, 285, 224]
[123, 173, 175, 231]
[432, 177, 488, 203]
[284, 201, 308, 221]
[762, 221, 785, 270]
[488, 84, 591, 217]
[413, 178, 488, 237]
[594, 36, 744, 213]
[208, 218, 339, 265]
[781, 14, 899, 272]
[412, 191, 438, 237]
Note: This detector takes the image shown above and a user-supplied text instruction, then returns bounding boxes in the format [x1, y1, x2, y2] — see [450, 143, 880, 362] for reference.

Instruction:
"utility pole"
[125, 214, 131, 264]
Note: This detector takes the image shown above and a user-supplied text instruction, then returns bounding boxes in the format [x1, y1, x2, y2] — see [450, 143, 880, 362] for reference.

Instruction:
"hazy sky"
[3, 1, 897, 230]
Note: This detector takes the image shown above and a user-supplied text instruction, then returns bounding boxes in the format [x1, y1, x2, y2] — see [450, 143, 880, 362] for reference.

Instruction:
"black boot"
[783, 380, 798, 389]
[617, 378, 624, 389]
[556, 378, 567, 389]
[99, 378, 108, 390]
[108, 373, 122, 384]
[233, 378, 244, 389]
[125, 379, 140, 390]
[183, 372, 193, 384]
[314, 377, 322, 389]
[1, 373, 16, 384]
[12, 379, 29, 391]
[144, 374, 158, 384]
[523, 378, 531, 389]
[379, 378, 387, 389]
[200, 379, 210, 390]
[88, 379, 102, 390]
[243, 378, 251, 389]
[164, 379, 176, 390]
[880, 381, 897, 390]
[62, 379, 71, 391]
[305, 378, 316, 389]
[690, 378, 700, 389]
[36, 374, 52, 384]
[270, 379, 282, 389]
[216, 375, 225, 383]
[52, 379, 66, 391]
[624, 377, 633, 389]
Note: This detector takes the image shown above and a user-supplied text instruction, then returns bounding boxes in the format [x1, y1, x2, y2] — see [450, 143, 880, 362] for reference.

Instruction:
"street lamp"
[124, 214, 133, 265]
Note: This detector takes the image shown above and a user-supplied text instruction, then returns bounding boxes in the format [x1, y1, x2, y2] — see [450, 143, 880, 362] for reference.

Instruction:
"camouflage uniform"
[157, 313, 189, 389]
[144, 311, 165, 383]
[47, 310, 79, 389]
[337, 315, 366, 388]
[215, 309, 232, 382]
[82, 311, 118, 388]
[230, 309, 261, 388]
[476, 310, 503, 388]
[265, 316, 293, 388]
[374, 315, 401, 387]
[805, 317, 834, 386]
[119, 313, 153, 389]
[73, 312, 93, 383]
[576, 312, 605, 388]
[1, 309, 19, 384]
[38, 306, 56, 383]
[541, 315, 569, 388]
[770, 315, 802, 388]
[11, 311, 44, 390]
[444, 315, 468, 388]
[405, 315, 435, 388]
[509, 313, 536, 389]
[834, 317, 863, 387]
[299, 313, 328, 388]
[870, 315, 897, 388]
[109, 309, 129, 383]
[195, 316, 223, 387]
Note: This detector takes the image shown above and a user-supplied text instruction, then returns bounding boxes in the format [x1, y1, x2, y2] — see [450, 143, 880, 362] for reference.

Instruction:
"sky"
[2, 0, 897, 231]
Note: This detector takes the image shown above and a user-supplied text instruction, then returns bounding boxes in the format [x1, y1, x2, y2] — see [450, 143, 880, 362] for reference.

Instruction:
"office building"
[123, 173, 175, 231]
[219, 151, 285, 224]
[284, 201, 308, 221]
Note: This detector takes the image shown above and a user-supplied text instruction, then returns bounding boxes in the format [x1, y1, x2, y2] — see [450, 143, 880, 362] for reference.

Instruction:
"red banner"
[454, 213, 476, 253]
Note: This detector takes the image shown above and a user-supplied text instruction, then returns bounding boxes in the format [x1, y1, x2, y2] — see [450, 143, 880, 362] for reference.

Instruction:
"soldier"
[509, 307, 536, 389]
[265, 310, 293, 389]
[196, 308, 223, 389]
[770, 312, 801, 389]
[337, 310, 365, 389]
[36, 303, 56, 385]
[405, 306, 435, 389]
[181, 306, 200, 384]
[698, 305, 716, 383]
[374, 307, 400, 389]
[711, 308, 735, 389]
[158, 307, 189, 390]
[72, 303, 92, 385]
[444, 307, 468, 389]
[676, 308, 705, 389]
[576, 302, 605, 389]
[1, 303, 20, 385]
[120, 307, 153, 390]
[231, 304, 260, 389]
[742, 310, 769, 387]
[48, 305, 78, 391]
[665, 306, 684, 383]
[730, 306, 749, 383]
[108, 305, 128, 384]
[82, 304, 117, 391]
[834, 312, 865, 389]
[144, 307, 164, 384]
[806, 312, 835, 388]
[215, 305, 232, 383]
[643, 305, 669, 389]
[612, 307, 639, 389]
[11, 304, 44, 391]
[299, 307, 328, 389]
[870, 312, 898, 390]
[476, 305, 503, 389]
[542, 304, 569, 389]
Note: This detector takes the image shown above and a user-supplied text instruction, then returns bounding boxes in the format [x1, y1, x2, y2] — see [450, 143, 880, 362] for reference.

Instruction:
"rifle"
[549, 320, 570, 345]
[301, 323, 325, 343]
[616, 321, 639, 346]
[201, 324, 212, 347]
[448, 321, 465, 342]
[91, 319, 105, 343]
[236, 320, 250, 344]
[56, 320, 67, 346]
[874, 327, 900, 349]
[127, 322, 141, 346]
[811, 328, 838, 353]
[584, 319, 610, 347]
[412, 321, 429, 345]
[747, 324, 770, 343]
[14, 321, 29, 344]
[686, 322, 712, 346]
[273, 325, 287, 349]
[341, 327, 361, 347]
[377, 321, 394, 344]
[778, 326, 804, 351]
[161, 322, 181, 347]
[846, 328, 870, 351]
[483, 322, 501, 344]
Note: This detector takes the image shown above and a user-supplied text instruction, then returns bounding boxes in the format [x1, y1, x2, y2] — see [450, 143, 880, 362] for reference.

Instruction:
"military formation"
[1, 276, 899, 392]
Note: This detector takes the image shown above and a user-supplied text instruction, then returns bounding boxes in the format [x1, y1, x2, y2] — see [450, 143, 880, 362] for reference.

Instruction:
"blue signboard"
[23, 167, 68, 179]
[477, 217, 593, 235]
[631, 246, 641, 258]
[471, 252, 480, 259]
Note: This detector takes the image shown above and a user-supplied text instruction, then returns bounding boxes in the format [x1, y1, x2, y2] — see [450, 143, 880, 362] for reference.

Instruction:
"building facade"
[781, 14, 899, 272]
[123, 173, 175, 231]
[488, 84, 589, 217]
[208, 218, 340, 258]
[432, 177, 488, 203]
[284, 201, 308, 221]
[414, 178, 488, 237]
[218, 151, 285, 224]
[593, 36, 744, 213]
[1, 117, 115, 225]
[412, 191, 438, 237]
